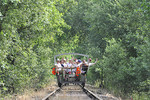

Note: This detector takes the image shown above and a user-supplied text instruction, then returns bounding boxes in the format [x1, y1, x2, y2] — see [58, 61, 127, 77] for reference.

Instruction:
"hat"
[57, 59, 60, 61]
[78, 59, 81, 63]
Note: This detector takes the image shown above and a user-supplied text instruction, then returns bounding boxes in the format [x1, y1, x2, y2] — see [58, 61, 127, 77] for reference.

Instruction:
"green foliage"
[0, 0, 76, 97]
[72, 0, 150, 98]
[0, 0, 149, 99]
[101, 39, 128, 93]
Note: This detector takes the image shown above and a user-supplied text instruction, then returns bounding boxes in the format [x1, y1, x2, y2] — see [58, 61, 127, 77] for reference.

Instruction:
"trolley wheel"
[82, 82, 85, 87]
[58, 82, 62, 87]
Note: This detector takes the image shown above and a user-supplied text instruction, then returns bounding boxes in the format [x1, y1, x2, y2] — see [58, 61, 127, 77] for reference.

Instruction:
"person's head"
[89, 58, 92, 62]
[60, 60, 64, 64]
[57, 59, 60, 63]
[74, 59, 77, 62]
[82, 60, 86, 64]
[69, 59, 72, 63]
[75, 59, 79, 64]
[63, 59, 66, 63]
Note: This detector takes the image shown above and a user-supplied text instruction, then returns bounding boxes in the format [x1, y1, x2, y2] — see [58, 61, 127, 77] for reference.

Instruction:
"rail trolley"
[52, 53, 89, 87]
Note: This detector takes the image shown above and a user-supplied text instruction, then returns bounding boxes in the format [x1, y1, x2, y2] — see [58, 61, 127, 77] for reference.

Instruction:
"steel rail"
[42, 87, 60, 100]
[79, 84, 102, 100]
[82, 87, 102, 100]
[42, 84, 102, 100]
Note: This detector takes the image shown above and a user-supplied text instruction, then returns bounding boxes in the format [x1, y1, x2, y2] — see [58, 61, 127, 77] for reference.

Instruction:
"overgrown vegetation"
[0, 0, 77, 97]
[64, 0, 150, 99]
[0, 0, 149, 99]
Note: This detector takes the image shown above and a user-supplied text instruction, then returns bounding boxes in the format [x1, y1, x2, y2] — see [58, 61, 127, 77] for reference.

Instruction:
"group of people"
[55, 57, 98, 76]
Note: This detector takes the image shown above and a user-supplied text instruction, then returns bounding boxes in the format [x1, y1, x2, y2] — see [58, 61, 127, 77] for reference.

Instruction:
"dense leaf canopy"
[0, 0, 149, 99]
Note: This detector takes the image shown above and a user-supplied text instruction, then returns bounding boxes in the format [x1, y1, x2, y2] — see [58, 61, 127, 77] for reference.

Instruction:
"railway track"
[42, 84, 102, 100]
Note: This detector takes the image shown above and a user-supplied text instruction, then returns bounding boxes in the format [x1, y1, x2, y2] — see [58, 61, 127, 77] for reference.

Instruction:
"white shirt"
[63, 63, 67, 71]
[67, 63, 72, 72]
[55, 63, 62, 71]
[72, 63, 77, 72]
[78, 63, 82, 67]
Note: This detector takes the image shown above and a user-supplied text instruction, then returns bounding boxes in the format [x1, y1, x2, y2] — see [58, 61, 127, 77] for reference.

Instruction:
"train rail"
[42, 84, 102, 100]
[42, 87, 61, 100]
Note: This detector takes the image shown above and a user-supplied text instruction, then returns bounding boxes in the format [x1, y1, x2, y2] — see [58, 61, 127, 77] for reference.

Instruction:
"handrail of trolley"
[54, 53, 89, 64]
